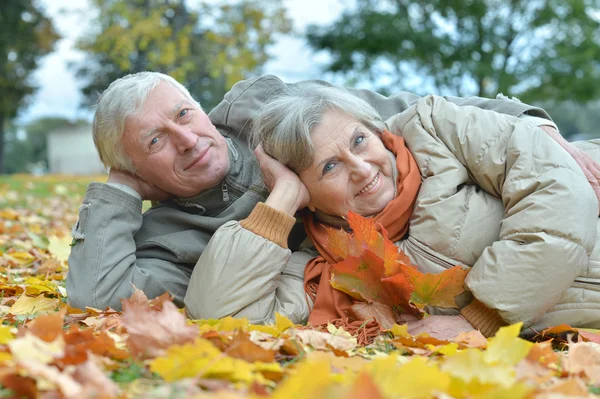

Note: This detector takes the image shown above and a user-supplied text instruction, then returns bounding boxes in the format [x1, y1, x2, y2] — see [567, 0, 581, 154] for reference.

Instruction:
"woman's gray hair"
[93, 71, 200, 172]
[250, 82, 386, 172]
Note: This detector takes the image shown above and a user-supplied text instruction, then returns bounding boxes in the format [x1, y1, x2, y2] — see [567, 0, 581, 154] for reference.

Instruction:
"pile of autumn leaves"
[1, 179, 600, 398]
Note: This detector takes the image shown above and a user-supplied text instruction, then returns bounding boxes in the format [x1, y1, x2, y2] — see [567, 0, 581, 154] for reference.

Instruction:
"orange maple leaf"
[391, 264, 469, 309]
[328, 212, 468, 315]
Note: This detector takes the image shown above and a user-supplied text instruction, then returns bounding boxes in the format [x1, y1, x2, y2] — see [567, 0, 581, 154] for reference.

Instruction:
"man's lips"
[184, 146, 210, 170]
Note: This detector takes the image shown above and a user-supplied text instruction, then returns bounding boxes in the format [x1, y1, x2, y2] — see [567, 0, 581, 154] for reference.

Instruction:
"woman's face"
[298, 110, 395, 217]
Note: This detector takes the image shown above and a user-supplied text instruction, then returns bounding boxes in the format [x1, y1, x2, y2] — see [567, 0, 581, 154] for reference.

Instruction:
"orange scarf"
[303, 131, 422, 341]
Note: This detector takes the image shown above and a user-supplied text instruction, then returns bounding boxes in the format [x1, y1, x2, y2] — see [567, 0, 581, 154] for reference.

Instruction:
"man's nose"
[172, 126, 198, 153]
[349, 156, 371, 181]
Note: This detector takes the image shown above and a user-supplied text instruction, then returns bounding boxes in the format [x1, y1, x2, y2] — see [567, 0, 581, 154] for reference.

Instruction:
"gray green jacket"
[66, 75, 556, 312]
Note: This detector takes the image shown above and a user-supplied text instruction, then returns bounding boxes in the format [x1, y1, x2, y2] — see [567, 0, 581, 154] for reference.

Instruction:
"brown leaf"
[72, 358, 119, 399]
[568, 341, 600, 384]
[344, 372, 385, 399]
[346, 302, 397, 330]
[454, 330, 488, 349]
[60, 326, 129, 366]
[122, 299, 197, 359]
[225, 331, 276, 363]
[0, 374, 37, 399]
[20, 309, 65, 343]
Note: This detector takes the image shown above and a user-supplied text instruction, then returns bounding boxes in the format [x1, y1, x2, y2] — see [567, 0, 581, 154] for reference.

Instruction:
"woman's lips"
[357, 172, 381, 196]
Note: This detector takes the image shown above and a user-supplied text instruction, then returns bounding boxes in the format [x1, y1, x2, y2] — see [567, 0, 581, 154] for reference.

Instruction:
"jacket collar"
[170, 135, 259, 216]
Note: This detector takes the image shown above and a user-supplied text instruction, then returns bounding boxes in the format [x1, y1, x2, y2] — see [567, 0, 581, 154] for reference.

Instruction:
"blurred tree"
[306, 0, 600, 103]
[75, 0, 292, 111]
[0, 1, 59, 174]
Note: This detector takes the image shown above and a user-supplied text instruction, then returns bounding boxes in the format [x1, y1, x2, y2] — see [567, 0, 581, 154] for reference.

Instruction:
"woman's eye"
[354, 135, 365, 145]
[323, 163, 335, 174]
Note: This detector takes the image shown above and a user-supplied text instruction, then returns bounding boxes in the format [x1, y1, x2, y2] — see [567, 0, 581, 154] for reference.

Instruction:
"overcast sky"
[21, 0, 350, 124]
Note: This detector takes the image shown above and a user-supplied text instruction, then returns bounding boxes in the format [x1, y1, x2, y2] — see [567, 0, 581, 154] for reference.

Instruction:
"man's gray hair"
[250, 82, 386, 172]
[93, 71, 199, 172]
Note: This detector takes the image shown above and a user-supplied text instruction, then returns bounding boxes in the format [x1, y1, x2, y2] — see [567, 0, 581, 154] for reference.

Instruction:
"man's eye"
[355, 135, 365, 145]
[323, 162, 335, 174]
[179, 109, 189, 118]
[150, 137, 159, 146]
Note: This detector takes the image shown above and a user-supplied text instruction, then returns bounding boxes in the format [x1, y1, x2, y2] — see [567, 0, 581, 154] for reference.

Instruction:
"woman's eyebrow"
[348, 125, 361, 145]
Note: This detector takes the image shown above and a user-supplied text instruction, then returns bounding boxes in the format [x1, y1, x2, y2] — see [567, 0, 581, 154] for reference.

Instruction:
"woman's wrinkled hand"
[406, 315, 475, 341]
[255, 145, 310, 214]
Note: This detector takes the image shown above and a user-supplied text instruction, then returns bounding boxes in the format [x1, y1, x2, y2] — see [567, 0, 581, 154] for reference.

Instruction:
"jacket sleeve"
[184, 203, 313, 325]
[66, 183, 191, 310]
[208, 74, 555, 142]
[387, 95, 598, 328]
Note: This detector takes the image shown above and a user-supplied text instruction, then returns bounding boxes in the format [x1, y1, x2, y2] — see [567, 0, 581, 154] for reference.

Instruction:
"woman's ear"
[307, 202, 316, 212]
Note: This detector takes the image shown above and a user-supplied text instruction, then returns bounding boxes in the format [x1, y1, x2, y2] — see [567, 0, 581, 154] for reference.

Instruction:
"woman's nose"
[349, 156, 371, 181]
[172, 126, 198, 153]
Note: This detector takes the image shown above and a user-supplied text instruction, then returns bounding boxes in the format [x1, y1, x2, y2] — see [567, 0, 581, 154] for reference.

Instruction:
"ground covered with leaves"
[1, 174, 600, 398]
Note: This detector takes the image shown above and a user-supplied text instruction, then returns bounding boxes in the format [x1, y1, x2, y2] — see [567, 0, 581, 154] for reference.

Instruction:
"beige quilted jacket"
[389, 95, 600, 333]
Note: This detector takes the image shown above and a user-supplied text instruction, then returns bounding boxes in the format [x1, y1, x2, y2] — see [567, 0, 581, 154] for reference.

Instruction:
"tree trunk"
[0, 112, 5, 174]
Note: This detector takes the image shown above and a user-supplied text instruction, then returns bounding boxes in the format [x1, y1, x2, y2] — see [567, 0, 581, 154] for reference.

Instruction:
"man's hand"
[406, 315, 475, 341]
[255, 145, 310, 215]
[107, 168, 172, 202]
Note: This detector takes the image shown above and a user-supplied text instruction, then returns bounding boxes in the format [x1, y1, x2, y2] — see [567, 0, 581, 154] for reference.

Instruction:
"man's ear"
[307, 203, 316, 212]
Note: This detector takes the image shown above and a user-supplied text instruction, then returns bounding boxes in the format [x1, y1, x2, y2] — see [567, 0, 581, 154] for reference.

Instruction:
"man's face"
[122, 82, 229, 198]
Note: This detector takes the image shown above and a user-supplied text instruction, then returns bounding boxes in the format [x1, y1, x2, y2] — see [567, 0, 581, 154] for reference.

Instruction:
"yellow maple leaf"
[368, 355, 451, 398]
[484, 323, 533, 367]
[442, 348, 515, 388]
[271, 359, 333, 399]
[150, 338, 281, 384]
[193, 316, 249, 333]
[0, 325, 15, 345]
[448, 376, 533, 399]
[48, 235, 73, 263]
[8, 334, 64, 364]
[23, 277, 60, 296]
[7, 251, 36, 265]
[389, 323, 411, 338]
[9, 294, 59, 316]
[249, 313, 295, 337]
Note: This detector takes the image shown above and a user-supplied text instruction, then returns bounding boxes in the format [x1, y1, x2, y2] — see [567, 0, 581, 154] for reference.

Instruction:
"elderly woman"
[186, 81, 600, 338]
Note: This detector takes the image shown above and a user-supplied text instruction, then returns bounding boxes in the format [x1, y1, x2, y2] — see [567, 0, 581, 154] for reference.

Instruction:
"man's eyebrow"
[139, 100, 187, 143]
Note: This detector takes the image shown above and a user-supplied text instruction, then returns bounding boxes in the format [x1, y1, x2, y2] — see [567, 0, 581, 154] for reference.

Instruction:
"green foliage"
[75, 0, 292, 111]
[0, 1, 59, 173]
[306, 0, 600, 104]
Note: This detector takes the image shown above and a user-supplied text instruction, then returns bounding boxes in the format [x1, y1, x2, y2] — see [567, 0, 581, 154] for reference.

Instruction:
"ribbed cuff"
[460, 299, 508, 338]
[240, 202, 296, 249]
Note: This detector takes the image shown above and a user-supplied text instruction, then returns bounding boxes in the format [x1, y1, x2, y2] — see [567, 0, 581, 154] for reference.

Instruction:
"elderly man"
[67, 72, 561, 316]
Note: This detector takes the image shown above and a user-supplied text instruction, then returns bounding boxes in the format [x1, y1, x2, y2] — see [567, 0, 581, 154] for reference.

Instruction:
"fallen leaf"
[567, 341, 600, 384]
[454, 330, 488, 349]
[122, 298, 197, 359]
[347, 302, 397, 329]
[225, 331, 276, 363]
[393, 264, 469, 309]
[344, 372, 385, 399]
[485, 323, 533, 367]
[9, 294, 59, 315]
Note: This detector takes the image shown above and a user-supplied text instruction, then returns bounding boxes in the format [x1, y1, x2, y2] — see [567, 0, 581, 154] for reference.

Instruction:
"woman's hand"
[255, 145, 310, 215]
[406, 315, 475, 341]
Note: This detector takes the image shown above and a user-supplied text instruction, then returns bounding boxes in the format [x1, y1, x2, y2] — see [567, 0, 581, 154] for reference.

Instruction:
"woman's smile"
[298, 110, 395, 217]
[356, 171, 381, 196]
